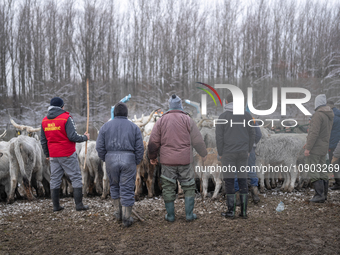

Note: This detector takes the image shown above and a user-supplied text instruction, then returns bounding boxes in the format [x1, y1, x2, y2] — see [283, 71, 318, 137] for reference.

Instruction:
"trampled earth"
[0, 189, 339, 255]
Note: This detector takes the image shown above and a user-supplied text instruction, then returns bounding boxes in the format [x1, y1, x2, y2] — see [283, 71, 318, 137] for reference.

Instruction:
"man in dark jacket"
[41, 97, 90, 212]
[148, 95, 207, 222]
[305, 94, 334, 203]
[216, 93, 255, 219]
[96, 102, 144, 227]
[326, 100, 340, 190]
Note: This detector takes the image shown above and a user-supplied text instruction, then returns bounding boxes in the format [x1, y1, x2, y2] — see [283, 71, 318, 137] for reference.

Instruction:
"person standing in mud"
[96, 102, 144, 227]
[304, 94, 334, 203]
[216, 93, 255, 219]
[41, 97, 90, 212]
[148, 94, 207, 222]
[326, 100, 340, 190]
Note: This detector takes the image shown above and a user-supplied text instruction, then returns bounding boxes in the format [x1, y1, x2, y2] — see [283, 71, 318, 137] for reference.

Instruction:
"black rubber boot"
[324, 180, 329, 201]
[309, 180, 325, 203]
[73, 188, 89, 211]
[51, 189, 64, 212]
[330, 179, 340, 190]
[251, 186, 260, 204]
[239, 194, 248, 219]
[221, 194, 236, 219]
[122, 206, 134, 227]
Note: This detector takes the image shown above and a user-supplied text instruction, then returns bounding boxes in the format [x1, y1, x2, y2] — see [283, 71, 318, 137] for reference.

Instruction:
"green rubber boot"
[164, 201, 175, 222]
[185, 197, 197, 221]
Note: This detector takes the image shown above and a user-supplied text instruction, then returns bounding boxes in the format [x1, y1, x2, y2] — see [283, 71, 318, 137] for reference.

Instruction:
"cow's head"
[10, 119, 40, 140]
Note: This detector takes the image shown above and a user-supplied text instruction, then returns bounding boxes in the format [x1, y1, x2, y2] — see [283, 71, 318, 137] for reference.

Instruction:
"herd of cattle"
[0, 112, 310, 205]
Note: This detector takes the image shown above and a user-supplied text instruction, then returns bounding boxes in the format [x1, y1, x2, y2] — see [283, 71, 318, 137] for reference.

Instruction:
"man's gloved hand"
[331, 157, 339, 164]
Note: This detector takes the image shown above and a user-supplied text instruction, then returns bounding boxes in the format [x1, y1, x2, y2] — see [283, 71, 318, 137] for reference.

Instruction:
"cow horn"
[197, 118, 206, 129]
[137, 109, 160, 128]
[10, 119, 26, 131]
[0, 130, 6, 138]
[263, 123, 271, 128]
[26, 127, 41, 133]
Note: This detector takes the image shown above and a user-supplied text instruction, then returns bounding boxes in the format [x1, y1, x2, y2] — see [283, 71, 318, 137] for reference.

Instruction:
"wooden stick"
[132, 209, 145, 222]
[83, 79, 90, 169]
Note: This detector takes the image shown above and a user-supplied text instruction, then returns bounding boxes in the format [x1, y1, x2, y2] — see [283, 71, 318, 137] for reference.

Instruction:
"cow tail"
[14, 141, 29, 188]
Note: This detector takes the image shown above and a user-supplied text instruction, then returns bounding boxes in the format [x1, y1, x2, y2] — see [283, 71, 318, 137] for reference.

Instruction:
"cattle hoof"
[260, 188, 265, 194]
[7, 198, 15, 204]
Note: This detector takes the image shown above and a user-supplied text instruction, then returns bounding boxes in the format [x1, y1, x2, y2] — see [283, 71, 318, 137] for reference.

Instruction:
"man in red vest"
[41, 97, 90, 212]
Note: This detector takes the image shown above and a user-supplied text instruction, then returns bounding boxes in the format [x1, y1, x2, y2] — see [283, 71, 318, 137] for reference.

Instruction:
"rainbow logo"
[196, 82, 222, 106]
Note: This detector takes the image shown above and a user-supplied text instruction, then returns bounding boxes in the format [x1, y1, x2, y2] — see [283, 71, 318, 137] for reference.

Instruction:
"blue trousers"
[234, 148, 258, 192]
[105, 151, 136, 207]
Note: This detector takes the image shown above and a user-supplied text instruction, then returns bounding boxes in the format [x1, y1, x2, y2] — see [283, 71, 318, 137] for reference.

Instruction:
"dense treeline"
[0, 0, 339, 126]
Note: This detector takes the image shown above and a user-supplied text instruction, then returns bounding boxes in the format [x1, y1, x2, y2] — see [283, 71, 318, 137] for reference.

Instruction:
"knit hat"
[315, 94, 326, 110]
[50, 97, 64, 108]
[114, 102, 128, 117]
[168, 94, 183, 110]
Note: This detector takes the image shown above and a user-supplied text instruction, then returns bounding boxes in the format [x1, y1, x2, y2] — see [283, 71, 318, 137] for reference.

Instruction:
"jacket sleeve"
[254, 123, 262, 144]
[215, 114, 224, 156]
[305, 113, 321, 151]
[65, 117, 88, 142]
[134, 126, 144, 165]
[148, 119, 161, 160]
[333, 140, 340, 158]
[246, 114, 255, 153]
[40, 124, 49, 158]
[190, 119, 207, 158]
[96, 126, 106, 162]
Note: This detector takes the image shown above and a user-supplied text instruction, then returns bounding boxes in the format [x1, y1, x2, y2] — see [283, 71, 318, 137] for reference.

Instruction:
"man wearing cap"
[148, 94, 207, 222]
[96, 102, 144, 227]
[41, 97, 90, 212]
[304, 94, 334, 203]
[216, 93, 255, 219]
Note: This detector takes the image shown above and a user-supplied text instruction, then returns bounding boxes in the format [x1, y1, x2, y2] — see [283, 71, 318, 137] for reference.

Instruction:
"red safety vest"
[42, 112, 76, 157]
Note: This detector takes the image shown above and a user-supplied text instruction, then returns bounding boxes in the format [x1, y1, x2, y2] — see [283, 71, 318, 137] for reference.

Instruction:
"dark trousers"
[222, 151, 249, 194]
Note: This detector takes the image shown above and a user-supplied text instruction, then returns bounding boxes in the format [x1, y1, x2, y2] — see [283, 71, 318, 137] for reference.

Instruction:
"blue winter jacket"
[329, 107, 340, 149]
[96, 116, 144, 165]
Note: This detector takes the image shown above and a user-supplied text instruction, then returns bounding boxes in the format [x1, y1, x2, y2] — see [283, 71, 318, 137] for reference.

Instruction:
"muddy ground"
[0, 187, 339, 255]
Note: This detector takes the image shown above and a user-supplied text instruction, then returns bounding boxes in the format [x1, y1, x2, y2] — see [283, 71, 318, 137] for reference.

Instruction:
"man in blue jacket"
[327, 100, 340, 190]
[96, 102, 144, 227]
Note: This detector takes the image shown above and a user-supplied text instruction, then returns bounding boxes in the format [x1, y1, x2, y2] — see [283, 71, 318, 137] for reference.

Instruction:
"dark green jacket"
[306, 105, 334, 155]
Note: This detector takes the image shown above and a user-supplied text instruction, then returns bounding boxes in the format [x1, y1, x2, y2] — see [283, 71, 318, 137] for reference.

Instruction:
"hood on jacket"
[47, 106, 66, 119]
[316, 105, 334, 121]
[223, 102, 233, 112]
[315, 94, 327, 110]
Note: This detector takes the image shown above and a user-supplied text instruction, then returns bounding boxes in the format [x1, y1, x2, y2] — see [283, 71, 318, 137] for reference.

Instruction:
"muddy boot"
[73, 188, 89, 211]
[324, 180, 329, 201]
[221, 194, 236, 219]
[122, 206, 134, 227]
[51, 189, 64, 212]
[185, 197, 197, 221]
[239, 194, 248, 219]
[164, 201, 175, 222]
[309, 180, 325, 203]
[250, 186, 260, 204]
[113, 198, 122, 221]
[235, 191, 241, 207]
